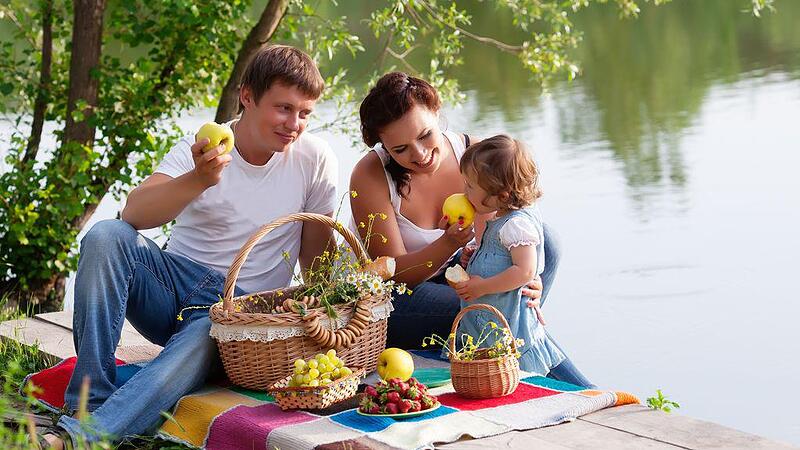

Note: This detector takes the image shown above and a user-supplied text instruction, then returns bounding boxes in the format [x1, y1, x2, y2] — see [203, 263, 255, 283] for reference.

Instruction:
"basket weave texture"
[448, 304, 521, 399]
[209, 213, 390, 390]
[268, 367, 365, 410]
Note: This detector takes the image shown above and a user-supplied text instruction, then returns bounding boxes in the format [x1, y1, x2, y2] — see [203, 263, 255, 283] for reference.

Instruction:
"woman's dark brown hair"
[359, 72, 441, 197]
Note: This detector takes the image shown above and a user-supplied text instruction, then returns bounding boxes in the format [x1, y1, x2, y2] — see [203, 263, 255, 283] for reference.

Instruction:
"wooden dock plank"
[580, 404, 797, 449]
[35, 311, 156, 348]
[2, 315, 797, 449]
[441, 419, 685, 449]
[0, 317, 75, 361]
[0, 314, 162, 363]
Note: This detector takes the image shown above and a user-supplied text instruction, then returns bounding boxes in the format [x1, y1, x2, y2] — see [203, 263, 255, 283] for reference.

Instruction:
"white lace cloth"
[209, 301, 394, 343]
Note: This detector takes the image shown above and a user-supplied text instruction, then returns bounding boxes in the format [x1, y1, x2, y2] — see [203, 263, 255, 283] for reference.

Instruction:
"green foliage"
[646, 389, 681, 412]
[0, 0, 777, 309]
[0, 0, 251, 302]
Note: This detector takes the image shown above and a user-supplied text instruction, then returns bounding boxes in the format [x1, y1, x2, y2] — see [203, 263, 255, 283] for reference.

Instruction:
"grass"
[0, 294, 191, 449]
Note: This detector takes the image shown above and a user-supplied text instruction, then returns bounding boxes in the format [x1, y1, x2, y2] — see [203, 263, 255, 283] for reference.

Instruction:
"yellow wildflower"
[350, 190, 358, 198]
[359, 221, 366, 228]
[379, 213, 387, 220]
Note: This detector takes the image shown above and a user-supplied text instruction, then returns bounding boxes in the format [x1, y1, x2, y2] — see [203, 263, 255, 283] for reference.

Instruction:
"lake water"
[4, 0, 800, 445]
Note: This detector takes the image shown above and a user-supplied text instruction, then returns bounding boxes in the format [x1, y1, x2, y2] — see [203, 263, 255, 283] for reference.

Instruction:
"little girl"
[452, 135, 567, 377]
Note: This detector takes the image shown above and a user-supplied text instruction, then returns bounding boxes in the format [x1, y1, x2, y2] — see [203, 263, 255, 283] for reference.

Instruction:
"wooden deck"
[1, 312, 795, 449]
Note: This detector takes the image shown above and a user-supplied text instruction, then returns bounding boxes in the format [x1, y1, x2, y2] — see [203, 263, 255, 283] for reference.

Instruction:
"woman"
[350, 72, 593, 387]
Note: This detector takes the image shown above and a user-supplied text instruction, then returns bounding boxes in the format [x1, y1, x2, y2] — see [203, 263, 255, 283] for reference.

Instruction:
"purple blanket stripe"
[205, 403, 318, 450]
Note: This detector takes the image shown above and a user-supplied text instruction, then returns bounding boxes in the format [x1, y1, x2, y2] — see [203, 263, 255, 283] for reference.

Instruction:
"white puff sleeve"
[499, 216, 542, 251]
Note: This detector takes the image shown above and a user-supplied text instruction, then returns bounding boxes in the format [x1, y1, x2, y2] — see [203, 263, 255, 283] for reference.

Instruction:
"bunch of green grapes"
[288, 349, 354, 387]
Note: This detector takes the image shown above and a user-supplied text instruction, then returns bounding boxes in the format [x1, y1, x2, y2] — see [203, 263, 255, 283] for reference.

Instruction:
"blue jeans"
[57, 220, 243, 446]
[387, 223, 595, 388]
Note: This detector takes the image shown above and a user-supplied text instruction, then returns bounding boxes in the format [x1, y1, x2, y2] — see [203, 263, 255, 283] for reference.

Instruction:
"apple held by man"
[195, 122, 235, 155]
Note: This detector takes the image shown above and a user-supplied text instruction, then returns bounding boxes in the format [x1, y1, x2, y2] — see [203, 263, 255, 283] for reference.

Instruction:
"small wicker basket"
[268, 367, 365, 410]
[209, 213, 390, 390]
[448, 304, 520, 399]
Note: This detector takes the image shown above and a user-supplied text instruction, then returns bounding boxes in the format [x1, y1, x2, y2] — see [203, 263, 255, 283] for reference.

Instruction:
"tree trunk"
[214, 0, 289, 122]
[22, 0, 53, 165]
[27, 0, 107, 311]
[62, 0, 105, 148]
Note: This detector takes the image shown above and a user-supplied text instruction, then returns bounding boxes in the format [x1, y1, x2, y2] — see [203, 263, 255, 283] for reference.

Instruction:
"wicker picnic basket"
[448, 304, 520, 399]
[268, 367, 366, 410]
[209, 213, 391, 391]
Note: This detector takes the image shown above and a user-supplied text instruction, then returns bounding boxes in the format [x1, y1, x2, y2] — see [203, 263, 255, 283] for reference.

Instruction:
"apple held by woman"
[195, 122, 234, 155]
[442, 193, 476, 227]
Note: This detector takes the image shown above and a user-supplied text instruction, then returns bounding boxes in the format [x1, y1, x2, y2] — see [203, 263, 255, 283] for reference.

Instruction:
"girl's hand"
[521, 276, 543, 302]
[438, 215, 475, 248]
[454, 275, 486, 302]
[526, 298, 547, 326]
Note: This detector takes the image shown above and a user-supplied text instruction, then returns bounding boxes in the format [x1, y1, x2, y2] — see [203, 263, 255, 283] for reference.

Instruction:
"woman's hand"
[521, 276, 543, 302]
[526, 297, 547, 325]
[438, 215, 475, 249]
[454, 275, 486, 302]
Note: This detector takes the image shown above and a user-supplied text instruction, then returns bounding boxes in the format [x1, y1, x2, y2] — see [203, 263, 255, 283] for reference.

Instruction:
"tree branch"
[416, 0, 524, 54]
[215, 0, 289, 123]
[22, 0, 53, 166]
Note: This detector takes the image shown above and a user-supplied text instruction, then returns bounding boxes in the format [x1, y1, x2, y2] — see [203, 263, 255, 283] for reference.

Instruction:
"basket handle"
[222, 213, 370, 313]
[448, 303, 517, 356]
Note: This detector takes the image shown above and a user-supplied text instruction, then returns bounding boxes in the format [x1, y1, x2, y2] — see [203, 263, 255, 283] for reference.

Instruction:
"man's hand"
[454, 275, 486, 302]
[438, 215, 475, 249]
[460, 243, 477, 267]
[192, 138, 232, 188]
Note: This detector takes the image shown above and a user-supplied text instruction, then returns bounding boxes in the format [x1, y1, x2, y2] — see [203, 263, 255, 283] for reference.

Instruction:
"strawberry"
[368, 405, 381, 414]
[396, 381, 410, 396]
[409, 400, 422, 412]
[378, 392, 389, 405]
[405, 386, 421, 400]
[384, 402, 399, 415]
[365, 385, 379, 399]
[421, 395, 437, 410]
[360, 397, 376, 412]
[386, 391, 401, 403]
[408, 377, 419, 386]
[398, 399, 413, 414]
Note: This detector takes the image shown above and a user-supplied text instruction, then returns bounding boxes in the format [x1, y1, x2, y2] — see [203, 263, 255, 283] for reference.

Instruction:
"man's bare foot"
[41, 433, 64, 450]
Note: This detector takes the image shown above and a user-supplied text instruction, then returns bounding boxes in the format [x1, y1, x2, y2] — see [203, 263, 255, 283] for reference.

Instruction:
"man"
[43, 45, 337, 448]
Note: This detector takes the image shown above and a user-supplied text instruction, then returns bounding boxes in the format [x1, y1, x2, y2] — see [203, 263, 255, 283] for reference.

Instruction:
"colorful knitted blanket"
[23, 351, 638, 449]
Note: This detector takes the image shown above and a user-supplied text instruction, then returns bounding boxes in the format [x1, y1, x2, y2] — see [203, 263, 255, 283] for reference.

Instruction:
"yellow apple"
[442, 193, 476, 227]
[376, 347, 414, 381]
[195, 122, 234, 155]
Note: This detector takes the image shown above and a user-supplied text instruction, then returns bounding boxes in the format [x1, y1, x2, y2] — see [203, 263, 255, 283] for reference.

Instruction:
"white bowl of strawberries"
[357, 377, 440, 418]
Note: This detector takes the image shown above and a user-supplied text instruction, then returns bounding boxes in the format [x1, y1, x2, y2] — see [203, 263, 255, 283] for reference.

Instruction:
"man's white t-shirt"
[154, 123, 338, 294]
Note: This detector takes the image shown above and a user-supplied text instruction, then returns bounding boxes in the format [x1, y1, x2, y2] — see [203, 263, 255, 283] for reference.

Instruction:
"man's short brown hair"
[240, 45, 324, 108]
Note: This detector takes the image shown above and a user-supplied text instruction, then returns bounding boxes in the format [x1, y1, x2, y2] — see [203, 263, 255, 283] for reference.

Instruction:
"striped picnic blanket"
[23, 351, 638, 449]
